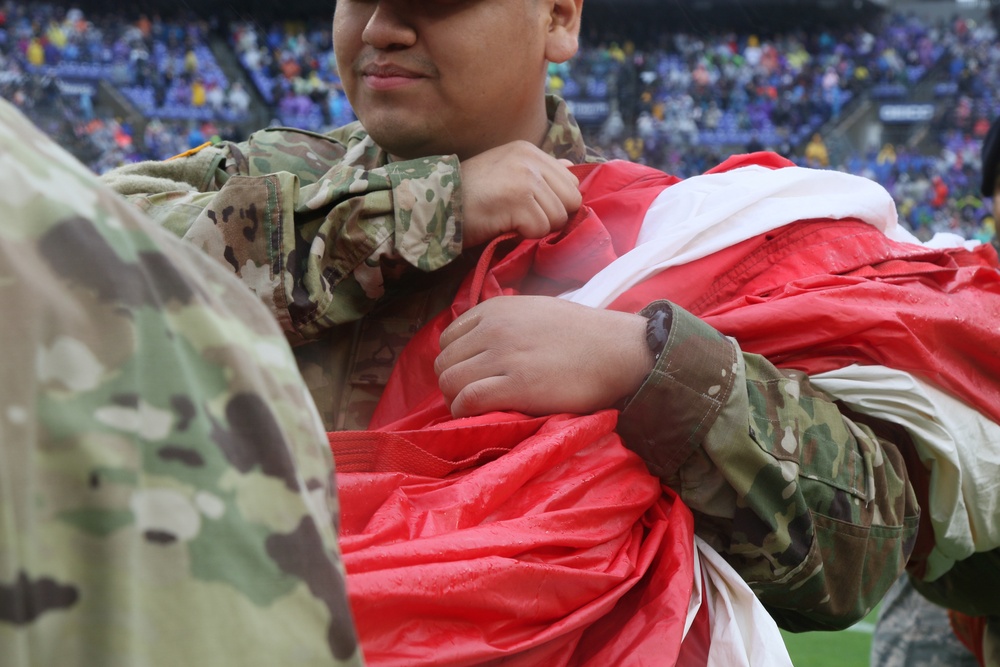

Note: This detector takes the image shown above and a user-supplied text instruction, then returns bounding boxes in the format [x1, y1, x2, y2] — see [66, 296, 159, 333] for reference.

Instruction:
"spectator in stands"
[982, 116, 1000, 224]
[205, 80, 224, 112]
[227, 80, 250, 116]
[190, 77, 205, 108]
[183, 45, 198, 79]
[803, 132, 830, 168]
[153, 73, 168, 109]
[185, 121, 204, 149]
[0, 96, 364, 667]
[875, 141, 897, 171]
[930, 174, 949, 209]
[26, 37, 43, 66]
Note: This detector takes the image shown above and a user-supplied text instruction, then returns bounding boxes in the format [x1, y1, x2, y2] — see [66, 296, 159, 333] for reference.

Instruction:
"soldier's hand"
[459, 142, 582, 248]
[435, 296, 654, 418]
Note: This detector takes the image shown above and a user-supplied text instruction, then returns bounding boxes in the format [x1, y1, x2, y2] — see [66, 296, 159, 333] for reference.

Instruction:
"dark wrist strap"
[644, 307, 672, 362]
[618, 304, 673, 412]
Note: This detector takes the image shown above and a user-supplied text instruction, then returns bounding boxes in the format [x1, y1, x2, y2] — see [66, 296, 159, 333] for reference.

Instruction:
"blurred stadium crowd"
[2, 0, 997, 248]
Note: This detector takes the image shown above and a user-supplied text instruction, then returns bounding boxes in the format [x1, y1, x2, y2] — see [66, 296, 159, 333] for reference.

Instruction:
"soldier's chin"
[367, 125, 450, 162]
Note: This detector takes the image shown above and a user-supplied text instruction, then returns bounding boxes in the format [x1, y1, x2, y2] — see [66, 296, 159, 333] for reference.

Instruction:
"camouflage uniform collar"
[541, 94, 604, 164]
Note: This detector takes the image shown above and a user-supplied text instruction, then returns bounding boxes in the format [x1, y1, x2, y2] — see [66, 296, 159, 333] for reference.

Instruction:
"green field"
[782, 606, 878, 667]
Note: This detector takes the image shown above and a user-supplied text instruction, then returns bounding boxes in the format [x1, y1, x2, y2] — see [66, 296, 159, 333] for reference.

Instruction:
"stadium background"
[6, 0, 999, 249]
[4, 2, 998, 662]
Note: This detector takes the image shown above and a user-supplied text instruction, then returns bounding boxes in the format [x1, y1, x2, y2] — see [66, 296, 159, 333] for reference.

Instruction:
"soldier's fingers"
[524, 185, 570, 236]
[542, 161, 582, 215]
[448, 375, 510, 419]
[438, 309, 483, 353]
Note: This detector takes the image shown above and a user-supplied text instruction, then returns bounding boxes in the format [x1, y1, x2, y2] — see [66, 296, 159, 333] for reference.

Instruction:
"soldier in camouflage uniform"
[0, 99, 363, 666]
[103, 0, 919, 635]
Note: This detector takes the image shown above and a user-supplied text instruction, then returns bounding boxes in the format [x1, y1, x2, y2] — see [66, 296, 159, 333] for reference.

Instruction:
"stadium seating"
[1, 0, 996, 248]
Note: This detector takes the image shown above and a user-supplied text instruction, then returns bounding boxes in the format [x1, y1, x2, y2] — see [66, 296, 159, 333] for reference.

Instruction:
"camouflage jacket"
[0, 100, 363, 666]
[103, 96, 917, 632]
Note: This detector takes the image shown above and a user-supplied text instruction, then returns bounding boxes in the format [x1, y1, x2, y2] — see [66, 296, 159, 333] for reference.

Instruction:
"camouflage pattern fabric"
[102, 96, 597, 344]
[102, 95, 601, 430]
[620, 301, 918, 631]
[105, 94, 916, 632]
[0, 100, 363, 666]
[871, 576, 978, 667]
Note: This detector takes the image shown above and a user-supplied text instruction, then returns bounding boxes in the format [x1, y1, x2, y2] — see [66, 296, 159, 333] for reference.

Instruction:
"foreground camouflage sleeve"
[0, 101, 364, 666]
[617, 301, 920, 632]
[101, 127, 462, 345]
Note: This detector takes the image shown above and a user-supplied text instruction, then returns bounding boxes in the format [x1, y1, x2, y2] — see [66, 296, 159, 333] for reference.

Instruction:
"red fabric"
[369, 159, 674, 430]
[703, 150, 797, 173]
[676, 582, 712, 667]
[331, 414, 695, 666]
[949, 610, 988, 666]
[609, 217, 1000, 426]
[333, 160, 699, 666]
[330, 155, 1000, 665]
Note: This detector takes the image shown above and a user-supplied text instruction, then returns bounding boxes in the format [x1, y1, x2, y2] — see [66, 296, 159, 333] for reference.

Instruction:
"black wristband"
[616, 305, 673, 412]
[644, 307, 672, 362]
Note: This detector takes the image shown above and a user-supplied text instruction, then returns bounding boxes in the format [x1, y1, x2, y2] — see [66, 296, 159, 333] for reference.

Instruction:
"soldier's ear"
[544, 0, 583, 64]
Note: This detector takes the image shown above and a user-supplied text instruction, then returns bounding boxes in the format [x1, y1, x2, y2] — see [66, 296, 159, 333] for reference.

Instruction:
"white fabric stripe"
[680, 536, 794, 666]
[563, 164, 912, 309]
[696, 536, 795, 666]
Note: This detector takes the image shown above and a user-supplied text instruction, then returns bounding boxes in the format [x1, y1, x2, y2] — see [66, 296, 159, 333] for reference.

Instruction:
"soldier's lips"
[362, 73, 423, 91]
[357, 57, 433, 92]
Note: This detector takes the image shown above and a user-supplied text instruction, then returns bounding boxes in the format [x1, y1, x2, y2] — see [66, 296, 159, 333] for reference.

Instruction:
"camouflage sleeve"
[617, 300, 920, 632]
[0, 101, 364, 666]
[101, 129, 463, 345]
